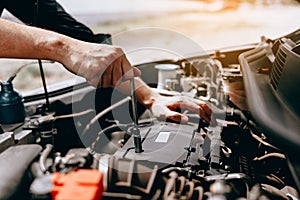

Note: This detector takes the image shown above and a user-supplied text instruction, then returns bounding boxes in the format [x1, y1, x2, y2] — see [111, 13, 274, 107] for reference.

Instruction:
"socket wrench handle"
[130, 78, 143, 153]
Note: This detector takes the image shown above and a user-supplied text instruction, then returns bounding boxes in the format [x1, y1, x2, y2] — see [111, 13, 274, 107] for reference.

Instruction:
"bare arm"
[0, 18, 140, 87]
[0, 18, 211, 123]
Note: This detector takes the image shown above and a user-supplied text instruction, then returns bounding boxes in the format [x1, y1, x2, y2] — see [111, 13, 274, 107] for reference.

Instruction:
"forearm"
[0, 19, 140, 88]
[115, 78, 160, 108]
[0, 18, 73, 64]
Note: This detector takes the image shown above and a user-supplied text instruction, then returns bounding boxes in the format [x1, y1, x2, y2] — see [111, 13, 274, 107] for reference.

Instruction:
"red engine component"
[51, 169, 104, 200]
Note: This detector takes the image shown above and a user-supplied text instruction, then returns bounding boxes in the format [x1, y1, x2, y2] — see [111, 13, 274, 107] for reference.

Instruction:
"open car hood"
[239, 34, 300, 154]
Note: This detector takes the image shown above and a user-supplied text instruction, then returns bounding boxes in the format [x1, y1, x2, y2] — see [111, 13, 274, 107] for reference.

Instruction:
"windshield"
[0, 0, 299, 94]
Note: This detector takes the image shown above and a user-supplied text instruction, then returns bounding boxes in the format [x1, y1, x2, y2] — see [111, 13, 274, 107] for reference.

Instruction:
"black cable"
[5, 61, 53, 83]
[88, 124, 128, 153]
[38, 59, 50, 110]
[34, 0, 50, 110]
[81, 96, 131, 138]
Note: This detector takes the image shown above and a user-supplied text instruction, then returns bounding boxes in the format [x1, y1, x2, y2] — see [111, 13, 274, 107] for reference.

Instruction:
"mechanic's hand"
[149, 95, 213, 124]
[63, 43, 141, 88]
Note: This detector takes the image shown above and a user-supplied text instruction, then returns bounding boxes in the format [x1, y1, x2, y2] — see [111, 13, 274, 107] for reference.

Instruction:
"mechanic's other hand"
[64, 42, 141, 88]
[149, 95, 212, 124]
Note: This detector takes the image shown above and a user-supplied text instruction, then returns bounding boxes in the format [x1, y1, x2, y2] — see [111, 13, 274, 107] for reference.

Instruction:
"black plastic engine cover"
[114, 120, 202, 166]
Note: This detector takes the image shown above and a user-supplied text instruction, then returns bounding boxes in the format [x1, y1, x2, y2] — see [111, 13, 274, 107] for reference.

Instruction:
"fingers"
[165, 96, 214, 124]
[152, 104, 189, 123]
[112, 65, 123, 87]
[167, 111, 189, 123]
[103, 55, 140, 87]
[111, 47, 141, 83]
[120, 55, 141, 81]
[102, 64, 113, 87]
[199, 103, 212, 116]
[133, 67, 142, 77]
[75, 44, 141, 88]
[198, 106, 213, 125]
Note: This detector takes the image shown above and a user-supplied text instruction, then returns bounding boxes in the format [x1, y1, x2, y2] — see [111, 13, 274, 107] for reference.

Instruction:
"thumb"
[167, 111, 189, 123]
[133, 67, 141, 77]
[121, 68, 141, 82]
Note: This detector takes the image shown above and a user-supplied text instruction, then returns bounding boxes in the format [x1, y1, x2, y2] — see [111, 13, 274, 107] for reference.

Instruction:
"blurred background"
[0, 0, 299, 94]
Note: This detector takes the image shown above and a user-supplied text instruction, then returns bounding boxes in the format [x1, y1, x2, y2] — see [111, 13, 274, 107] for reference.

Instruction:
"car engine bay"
[0, 30, 299, 200]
